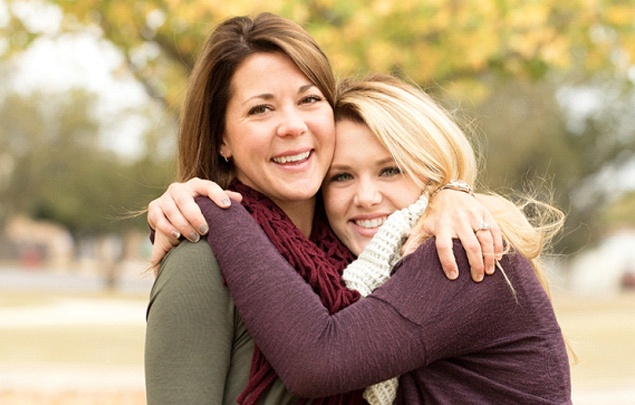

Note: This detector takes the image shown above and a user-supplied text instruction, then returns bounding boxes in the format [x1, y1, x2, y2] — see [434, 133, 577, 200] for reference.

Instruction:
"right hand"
[148, 177, 242, 268]
[402, 190, 503, 282]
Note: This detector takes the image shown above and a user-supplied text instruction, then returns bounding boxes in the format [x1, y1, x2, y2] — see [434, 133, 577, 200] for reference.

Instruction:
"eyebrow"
[329, 157, 396, 171]
[243, 84, 316, 105]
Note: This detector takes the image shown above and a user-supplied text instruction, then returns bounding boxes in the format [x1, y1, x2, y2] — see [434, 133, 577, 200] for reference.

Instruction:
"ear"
[219, 138, 232, 160]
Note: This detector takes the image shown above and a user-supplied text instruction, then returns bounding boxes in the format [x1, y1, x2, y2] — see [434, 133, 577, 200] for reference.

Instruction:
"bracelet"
[429, 180, 474, 199]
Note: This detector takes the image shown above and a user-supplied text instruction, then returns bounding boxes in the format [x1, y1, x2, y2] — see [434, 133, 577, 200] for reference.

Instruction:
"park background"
[0, 0, 634, 403]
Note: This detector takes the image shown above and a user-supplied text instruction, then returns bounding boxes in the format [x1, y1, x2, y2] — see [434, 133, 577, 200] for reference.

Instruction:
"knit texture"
[341, 195, 428, 405]
[232, 181, 365, 405]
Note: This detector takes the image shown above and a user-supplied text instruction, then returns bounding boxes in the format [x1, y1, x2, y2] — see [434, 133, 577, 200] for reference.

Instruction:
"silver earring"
[220, 151, 229, 163]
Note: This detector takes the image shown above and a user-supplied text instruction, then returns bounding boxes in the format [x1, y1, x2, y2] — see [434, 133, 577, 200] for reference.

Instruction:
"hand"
[151, 231, 182, 277]
[147, 177, 242, 267]
[404, 190, 503, 282]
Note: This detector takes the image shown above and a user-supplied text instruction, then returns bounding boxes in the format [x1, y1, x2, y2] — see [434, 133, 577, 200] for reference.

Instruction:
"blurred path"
[0, 265, 149, 401]
[1, 266, 635, 404]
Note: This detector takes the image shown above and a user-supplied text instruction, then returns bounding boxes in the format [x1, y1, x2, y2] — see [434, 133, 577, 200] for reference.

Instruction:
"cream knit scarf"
[341, 194, 428, 405]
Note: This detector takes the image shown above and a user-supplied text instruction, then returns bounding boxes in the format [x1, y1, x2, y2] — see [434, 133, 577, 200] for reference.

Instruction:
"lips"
[272, 151, 311, 164]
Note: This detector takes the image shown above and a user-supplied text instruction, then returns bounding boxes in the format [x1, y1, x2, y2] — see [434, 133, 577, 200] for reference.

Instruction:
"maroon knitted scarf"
[232, 181, 365, 405]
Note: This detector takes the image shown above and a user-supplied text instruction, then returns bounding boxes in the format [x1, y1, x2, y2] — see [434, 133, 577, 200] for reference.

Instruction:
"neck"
[273, 197, 316, 238]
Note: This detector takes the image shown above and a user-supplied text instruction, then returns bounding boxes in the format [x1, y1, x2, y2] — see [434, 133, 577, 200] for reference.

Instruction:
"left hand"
[403, 190, 503, 282]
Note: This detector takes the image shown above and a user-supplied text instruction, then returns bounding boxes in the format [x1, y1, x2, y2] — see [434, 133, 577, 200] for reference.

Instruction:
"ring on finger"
[474, 221, 491, 233]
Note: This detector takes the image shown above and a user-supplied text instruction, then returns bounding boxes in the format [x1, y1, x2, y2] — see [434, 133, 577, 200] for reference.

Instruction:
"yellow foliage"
[604, 4, 635, 26]
[7, 0, 633, 112]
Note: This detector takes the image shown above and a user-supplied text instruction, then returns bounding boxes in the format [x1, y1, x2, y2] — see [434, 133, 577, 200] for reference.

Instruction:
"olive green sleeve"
[144, 241, 252, 404]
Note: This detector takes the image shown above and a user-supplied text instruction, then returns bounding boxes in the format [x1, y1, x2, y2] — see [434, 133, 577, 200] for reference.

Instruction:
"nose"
[277, 106, 308, 137]
[353, 178, 383, 208]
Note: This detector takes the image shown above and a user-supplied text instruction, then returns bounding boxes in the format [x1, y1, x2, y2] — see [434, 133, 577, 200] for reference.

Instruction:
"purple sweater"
[199, 198, 572, 404]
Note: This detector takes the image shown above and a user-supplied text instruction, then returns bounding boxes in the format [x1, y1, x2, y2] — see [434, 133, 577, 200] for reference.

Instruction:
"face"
[222, 52, 335, 209]
[322, 119, 421, 256]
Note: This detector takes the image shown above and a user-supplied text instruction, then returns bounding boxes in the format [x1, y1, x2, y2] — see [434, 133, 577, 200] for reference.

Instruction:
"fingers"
[225, 190, 243, 203]
[148, 197, 182, 240]
[486, 213, 503, 261]
[150, 232, 182, 277]
[161, 183, 202, 242]
[188, 177, 232, 209]
[434, 234, 459, 280]
[455, 220, 486, 282]
[170, 182, 207, 240]
[480, 210, 503, 272]
[150, 177, 229, 243]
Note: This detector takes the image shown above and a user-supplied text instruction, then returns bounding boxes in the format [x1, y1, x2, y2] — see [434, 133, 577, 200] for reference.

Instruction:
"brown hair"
[177, 13, 336, 188]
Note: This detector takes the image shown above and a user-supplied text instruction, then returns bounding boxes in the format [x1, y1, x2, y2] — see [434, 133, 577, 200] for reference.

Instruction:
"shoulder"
[155, 241, 224, 289]
[162, 239, 218, 268]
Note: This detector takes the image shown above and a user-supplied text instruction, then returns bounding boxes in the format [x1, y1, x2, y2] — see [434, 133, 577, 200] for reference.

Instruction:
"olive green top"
[145, 241, 304, 404]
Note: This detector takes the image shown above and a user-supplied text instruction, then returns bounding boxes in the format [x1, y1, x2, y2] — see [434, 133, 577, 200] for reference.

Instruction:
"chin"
[352, 242, 368, 257]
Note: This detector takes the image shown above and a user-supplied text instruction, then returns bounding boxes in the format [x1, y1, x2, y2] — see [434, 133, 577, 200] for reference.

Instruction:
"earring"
[220, 151, 229, 163]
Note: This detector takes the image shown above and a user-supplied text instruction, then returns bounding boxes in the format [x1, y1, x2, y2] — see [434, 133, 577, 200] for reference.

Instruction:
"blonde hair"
[335, 75, 477, 191]
[178, 13, 336, 188]
[334, 74, 565, 297]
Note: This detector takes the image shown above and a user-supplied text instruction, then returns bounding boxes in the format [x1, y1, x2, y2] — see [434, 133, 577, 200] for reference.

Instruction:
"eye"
[300, 95, 323, 105]
[248, 104, 272, 115]
[381, 166, 402, 177]
[329, 172, 353, 182]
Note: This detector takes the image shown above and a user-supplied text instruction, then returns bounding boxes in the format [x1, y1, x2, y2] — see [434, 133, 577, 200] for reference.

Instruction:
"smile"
[354, 216, 387, 229]
[272, 151, 311, 164]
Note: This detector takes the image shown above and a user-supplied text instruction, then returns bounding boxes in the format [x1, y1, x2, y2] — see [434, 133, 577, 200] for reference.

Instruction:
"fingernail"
[449, 270, 458, 280]
[221, 198, 231, 207]
[476, 273, 484, 282]
[171, 230, 181, 239]
[189, 232, 200, 242]
[198, 224, 209, 235]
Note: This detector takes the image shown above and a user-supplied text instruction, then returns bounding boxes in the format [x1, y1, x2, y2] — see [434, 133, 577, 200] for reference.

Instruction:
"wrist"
[429, 180, 474, 199]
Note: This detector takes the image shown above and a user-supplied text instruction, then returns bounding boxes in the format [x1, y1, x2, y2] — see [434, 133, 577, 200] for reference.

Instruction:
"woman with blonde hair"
[189, 74, 572, 403]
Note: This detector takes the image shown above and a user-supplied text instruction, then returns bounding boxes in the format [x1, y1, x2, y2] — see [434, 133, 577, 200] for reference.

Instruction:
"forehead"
[334, 119, 390, 158]
[230, 52, 308, 94]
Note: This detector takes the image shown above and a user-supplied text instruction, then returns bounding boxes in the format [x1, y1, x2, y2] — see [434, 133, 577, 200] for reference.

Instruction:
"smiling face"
[222, 52, 335, 217]
[322, 119, 421, 256]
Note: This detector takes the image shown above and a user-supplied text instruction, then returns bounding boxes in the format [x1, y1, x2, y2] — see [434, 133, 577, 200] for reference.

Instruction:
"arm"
[198, 198, 509, 397]
[148, 179, 501, 281]
[145, 241, 247, 403]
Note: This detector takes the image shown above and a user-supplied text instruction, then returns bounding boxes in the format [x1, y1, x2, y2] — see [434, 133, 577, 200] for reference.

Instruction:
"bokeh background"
[1, 0, 634, 403]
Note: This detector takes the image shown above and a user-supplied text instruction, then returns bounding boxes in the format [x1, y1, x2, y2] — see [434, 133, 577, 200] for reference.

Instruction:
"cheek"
[323, 188, 348, 229]
[314, 113, 336, 151]
[392, 184, 422, 209]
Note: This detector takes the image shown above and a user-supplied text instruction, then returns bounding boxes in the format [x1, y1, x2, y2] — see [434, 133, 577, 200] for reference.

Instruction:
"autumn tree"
[0, 86, 175, 238]
[2, 0, 635, 253]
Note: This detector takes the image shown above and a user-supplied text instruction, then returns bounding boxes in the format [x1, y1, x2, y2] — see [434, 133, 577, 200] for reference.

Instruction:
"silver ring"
[474, 221, 491, 233]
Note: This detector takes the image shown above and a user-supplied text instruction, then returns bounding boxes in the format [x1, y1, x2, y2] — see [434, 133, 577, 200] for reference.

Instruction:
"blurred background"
[0, 0, 634, 404]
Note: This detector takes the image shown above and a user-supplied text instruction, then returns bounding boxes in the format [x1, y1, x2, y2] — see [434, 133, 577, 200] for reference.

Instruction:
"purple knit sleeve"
[197, 198, 518, 397]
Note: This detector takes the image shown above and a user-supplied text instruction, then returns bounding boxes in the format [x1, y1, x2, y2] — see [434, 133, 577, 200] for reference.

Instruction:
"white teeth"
[272, 151, 310, 164]
[354, 217, 387, 229]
